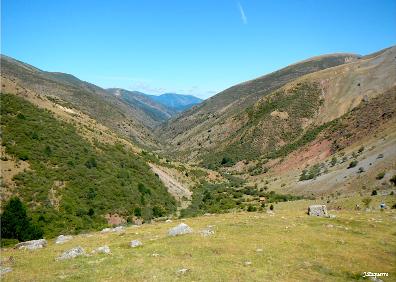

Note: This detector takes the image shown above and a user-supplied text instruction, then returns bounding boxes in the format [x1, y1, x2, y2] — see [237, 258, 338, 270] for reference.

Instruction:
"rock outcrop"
[57, 246, 85, 260]
[168, 223, 193, 236]
[15, 239, 47, 250]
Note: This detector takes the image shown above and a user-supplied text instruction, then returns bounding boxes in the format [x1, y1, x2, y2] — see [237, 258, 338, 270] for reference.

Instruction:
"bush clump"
[348, 160, 358, 169]
[376, 172, 385, 180]
[0, 197, 43, 243]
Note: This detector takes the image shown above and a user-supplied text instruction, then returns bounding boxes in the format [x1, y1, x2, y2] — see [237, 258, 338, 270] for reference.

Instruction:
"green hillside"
[0, 94, 176, 237]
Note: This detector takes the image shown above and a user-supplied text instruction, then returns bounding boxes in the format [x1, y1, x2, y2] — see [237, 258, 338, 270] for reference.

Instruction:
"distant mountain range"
[107, 88, 202, 124]
[147, 93, 202, 112]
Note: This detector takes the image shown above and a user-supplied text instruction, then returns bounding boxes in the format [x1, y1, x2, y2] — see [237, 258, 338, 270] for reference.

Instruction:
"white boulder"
[15, 239, 47, 250]
[55, 235, 73, 244]
[57, 246, 85, 260]
[130, 240, 143, 248]
[168, 223, 193, 236]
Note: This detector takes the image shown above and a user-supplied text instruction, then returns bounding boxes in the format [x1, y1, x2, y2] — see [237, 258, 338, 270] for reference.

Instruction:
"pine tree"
[1, 197, 43, 241]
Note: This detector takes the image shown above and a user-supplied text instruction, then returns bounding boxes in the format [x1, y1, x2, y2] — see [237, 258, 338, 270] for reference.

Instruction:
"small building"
[308, 205, 328, 217]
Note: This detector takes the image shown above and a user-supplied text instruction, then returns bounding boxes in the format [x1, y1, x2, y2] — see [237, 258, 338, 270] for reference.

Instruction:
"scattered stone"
[92, 245, 111, 254]
[0, 266, 12, 275]
[100, 228, 112, 233]
[176, 268, 190, 275]
[130, 240, 143, 248]
[101, 226, 124, 233]
[165, 219, 172, 223]
[112, 226, 124, 232]
[199, 227, 215, 237]
[168, 223, 193, 236]
[57, 246, 85, 260]
[256, 248, 263, 252]
[329, 214, 336, 219]
[244, 261, 252, 266]
[132, 218, 143, 226]
[15, 239, 47, 250]
[326, 224, 334, 228]
[151, 253, 160, 257]
[55, 235, 73, 244]
[308, 205, 328, 217]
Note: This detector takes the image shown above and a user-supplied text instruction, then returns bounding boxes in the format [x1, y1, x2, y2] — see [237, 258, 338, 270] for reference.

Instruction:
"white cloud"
[237, 2, 247, 24]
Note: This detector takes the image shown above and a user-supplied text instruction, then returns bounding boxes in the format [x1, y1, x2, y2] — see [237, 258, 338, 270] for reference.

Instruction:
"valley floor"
[1, 196, 395, 281]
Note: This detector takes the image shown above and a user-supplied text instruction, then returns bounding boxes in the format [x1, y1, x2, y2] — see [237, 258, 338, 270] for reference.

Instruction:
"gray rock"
[199, 227, 215, 237]
[57, 246, 85, 260]
[92, 245, 111, 254]
[112, 226, 124, 232]
[101, 226, 124, 233]
[308, 205, 328, 217]
[168, 223, 193, 236]
[176, 268, 190, 275]
[0, 266, 12, 275]
[130, 240, 143, 248]
[100, 228, 112, 233]
[15, 239, 47, 250]
[55, 235, 73, 244]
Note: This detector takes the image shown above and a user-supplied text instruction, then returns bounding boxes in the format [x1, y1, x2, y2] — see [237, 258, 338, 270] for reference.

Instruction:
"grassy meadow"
[1, 195, 395, 281]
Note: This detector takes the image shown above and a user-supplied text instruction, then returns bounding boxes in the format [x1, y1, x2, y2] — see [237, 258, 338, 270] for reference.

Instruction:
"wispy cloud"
[237, 2, 247, 24]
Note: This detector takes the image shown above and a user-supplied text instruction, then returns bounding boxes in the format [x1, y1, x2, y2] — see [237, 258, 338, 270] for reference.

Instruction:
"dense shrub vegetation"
[180, 179, 302, 218]
[0, 94, 176, 237]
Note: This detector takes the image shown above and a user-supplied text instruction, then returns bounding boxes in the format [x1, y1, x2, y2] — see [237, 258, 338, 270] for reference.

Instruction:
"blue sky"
[2, 0, 395, 99]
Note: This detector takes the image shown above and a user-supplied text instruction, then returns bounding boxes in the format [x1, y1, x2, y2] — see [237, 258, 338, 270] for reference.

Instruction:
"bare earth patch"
[149, 163, 192, 208]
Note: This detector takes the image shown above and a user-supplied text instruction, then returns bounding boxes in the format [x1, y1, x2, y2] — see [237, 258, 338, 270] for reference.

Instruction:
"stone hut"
[308, 205, 328, 217]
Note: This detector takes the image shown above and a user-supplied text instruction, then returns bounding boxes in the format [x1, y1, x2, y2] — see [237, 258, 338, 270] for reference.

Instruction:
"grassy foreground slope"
[1, 196, 395, 281]
[0, 94, 176, 237]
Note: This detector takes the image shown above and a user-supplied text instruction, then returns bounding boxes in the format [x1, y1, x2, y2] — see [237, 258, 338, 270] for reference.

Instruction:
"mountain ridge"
[106, 88, 202, 124]
[157, 46, 396, 166]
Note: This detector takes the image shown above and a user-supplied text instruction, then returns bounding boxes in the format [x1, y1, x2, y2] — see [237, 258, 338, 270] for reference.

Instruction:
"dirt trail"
[148, 163, 192, 209]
